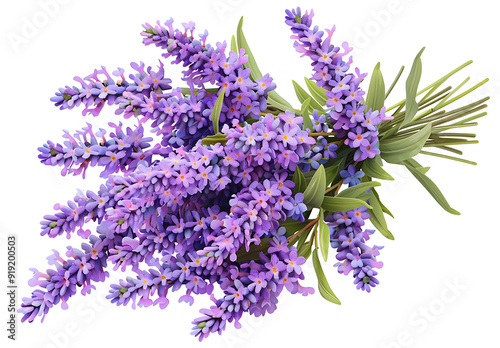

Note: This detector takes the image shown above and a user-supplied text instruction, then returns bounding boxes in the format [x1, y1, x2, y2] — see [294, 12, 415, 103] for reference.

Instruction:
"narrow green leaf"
[404, 158, 430, 174]
[402, 47, 425, 127]
[367, 191, 394, 240]
[362, 156, 395, 180]
[212, 88, 225, 134]
[403, 161, 460, 215]
[325, 163, 340, 187]
[280, 217, 312, 227]
[230, 35, 237, 53]
[414, 79, 489, 123]
[280, 218, 311, 237]
[292, 81, 308, 102]
[380, 123, 432, 163]
[436, 146, 463, 155]
[371, 188, 394, 218]
[385, 65, 405, 100]
[304, 77, 328, 105]
[418, 61, 473, 107]
[236, 238, 272, 262]
[267, 97, 295, 112]
[416, 167, 430, 174]
[452, 112, 487, 126]
[357, 193, 372, 202]
[293, 81, 323, 111]
[322, 196, 372, 211]
[434, 77, 470, 110]
[292, 167, 307, 193]
[439, 78, 489, 110]
[312, 249, 341, 305]
[430, 132, 476, 138]
[366, 62, 385, 111]
[318, 209, 330, 262]
[298, 241, 312, 260]
[420, 150, 477, 165]
[337, 181, 381, 198]
[427, 123, 478, 133]
[425, 139, 478, 147]
[236, 17, 262, 79]
[303, 165, 326, 208]
[268, 93, 295, 111]
[296, 225, 312, 251]
[301, 98, 314, 132]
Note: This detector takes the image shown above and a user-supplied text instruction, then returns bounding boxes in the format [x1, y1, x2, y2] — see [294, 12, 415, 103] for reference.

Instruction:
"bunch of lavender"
[21, 7, 488, 341]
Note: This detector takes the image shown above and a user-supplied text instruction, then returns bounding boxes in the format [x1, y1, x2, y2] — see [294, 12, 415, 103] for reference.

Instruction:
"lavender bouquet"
[20, 7, 488, 341]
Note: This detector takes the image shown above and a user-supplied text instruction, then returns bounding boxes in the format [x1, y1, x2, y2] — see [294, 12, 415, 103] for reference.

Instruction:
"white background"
[1, 0, 499, 347]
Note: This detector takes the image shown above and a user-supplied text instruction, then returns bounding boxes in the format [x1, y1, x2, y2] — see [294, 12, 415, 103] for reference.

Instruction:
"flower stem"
[325, 180, 342, 194]
[287, 218, 319, 243]
[313, 224, 319, 249]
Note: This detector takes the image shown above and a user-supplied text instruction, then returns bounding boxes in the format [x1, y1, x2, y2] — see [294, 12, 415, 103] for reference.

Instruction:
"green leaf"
[267, 97, 295, 112]
[337, 181, 382, 198]
[371, 188, 394, 218]
[236, 17, 262, 79]
[420, 150, 477, 166]
[211, 88, 225, 134]
[303, 165, 326, 208]
[366, 62, 385, 111]
[385, 65, 405, 100]
[200, 133, 228, 146]
[318, 209, 330, 262]
[230, 35, 237, 53]
[236, 238, 272, 262]
[236, 17, 294, 111]
[417, 167, 430, 174]
[367, 191, 394, 240]
[304, 77, 328, 105]
[380, 123, 432, 164]
[325, 163, 340, 187]
[403, 161, 460, 215]
[312, 249, 341, 305]
[322, 196, 371, 212]
[298, 241, 312, 260]
[292, 167, 307, 193]
[301, 98, 315, 132]
[404, 158, 430, 174]
[301, 98, 311, 116]
[402, 47, 425, 127]
[293, 81, 323, 111]
[293, 80, 310, 103]
[357, 193, 372, 202]
[362, 156, 395, 180]
[280, 218, 311, 236]
[296, 224, 313, 250]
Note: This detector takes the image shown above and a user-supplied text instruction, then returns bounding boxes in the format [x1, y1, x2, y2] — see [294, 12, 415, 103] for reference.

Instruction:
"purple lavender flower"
[340, 164, 365, 186]
[284, 193, 308, 222]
